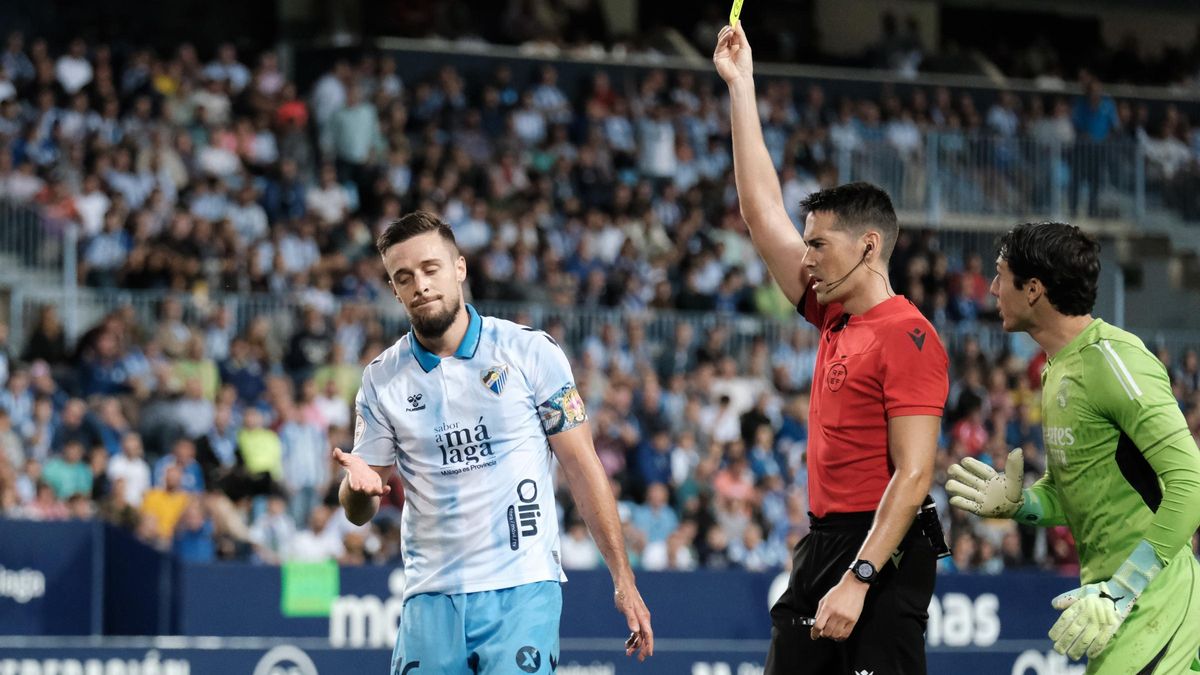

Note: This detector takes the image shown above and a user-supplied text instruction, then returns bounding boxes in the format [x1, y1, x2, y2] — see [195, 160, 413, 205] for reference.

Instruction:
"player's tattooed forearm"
[537, 384, 588, 435]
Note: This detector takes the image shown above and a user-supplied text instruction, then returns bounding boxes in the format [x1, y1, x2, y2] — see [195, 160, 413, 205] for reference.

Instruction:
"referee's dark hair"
[799, 182, 899, 260]
[376, 211, 460, 256]
[998, 222, 1100, 316]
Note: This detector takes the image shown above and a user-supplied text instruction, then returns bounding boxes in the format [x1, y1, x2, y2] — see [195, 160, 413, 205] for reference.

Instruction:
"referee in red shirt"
[716, 23, 950, 675]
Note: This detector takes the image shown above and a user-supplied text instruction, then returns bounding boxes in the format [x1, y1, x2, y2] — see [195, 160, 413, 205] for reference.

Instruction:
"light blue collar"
[409, 304, 482, 373]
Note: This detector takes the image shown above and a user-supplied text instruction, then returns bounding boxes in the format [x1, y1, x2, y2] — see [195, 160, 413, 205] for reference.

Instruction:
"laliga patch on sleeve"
[353, 413, 365, 445]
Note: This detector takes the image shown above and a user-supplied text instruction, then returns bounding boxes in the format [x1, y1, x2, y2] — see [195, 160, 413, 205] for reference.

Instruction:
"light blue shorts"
[391, 581, 562, 674]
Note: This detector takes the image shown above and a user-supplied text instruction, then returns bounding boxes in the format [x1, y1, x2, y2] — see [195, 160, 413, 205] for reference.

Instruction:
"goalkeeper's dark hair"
[998, 222, 1100, 316]
[799, 182, 899, 260]
[376, 211, 459, 256]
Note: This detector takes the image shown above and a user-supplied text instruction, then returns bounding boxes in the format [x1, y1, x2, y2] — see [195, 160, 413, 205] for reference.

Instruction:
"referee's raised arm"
[714, 21, 810, 305]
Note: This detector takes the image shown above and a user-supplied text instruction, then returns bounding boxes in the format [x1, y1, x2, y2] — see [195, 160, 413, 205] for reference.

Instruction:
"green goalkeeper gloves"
[1048, 540, 1163, 660]
[946, 448, 1025, 518]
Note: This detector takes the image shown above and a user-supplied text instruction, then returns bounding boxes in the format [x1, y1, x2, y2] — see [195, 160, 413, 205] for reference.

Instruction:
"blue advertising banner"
[0, 519, 101, 635]
[174, 565, 1081, 674]
[0, 637, 1092, 675]
[0, 521, 1089, 674]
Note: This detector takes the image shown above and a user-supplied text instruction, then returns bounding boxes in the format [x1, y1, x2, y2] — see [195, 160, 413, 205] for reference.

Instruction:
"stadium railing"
[13, 284, 1198, 365]
[841, 134, 1148, 230]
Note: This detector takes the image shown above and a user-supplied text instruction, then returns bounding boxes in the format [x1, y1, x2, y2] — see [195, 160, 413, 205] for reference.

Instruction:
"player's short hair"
[799, 182, 899, 260]
[998, 222, 1100, 316]
[376, 211, 459, 257]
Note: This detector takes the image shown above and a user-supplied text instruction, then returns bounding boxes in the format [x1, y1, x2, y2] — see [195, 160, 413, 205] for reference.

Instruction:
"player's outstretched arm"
[714, 21, 810, 305]
[551, 424, 654, 662]
[334, 447, 393, 526]
[946, 448, 1066, 526]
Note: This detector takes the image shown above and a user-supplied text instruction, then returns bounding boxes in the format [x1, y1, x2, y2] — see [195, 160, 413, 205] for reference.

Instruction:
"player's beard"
[410, 294, 461, 339]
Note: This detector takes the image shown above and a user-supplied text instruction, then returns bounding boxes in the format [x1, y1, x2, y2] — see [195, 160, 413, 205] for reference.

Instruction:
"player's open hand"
[332, 447, 390, 496]
[614, 584, 654, 662]
[713, 21, 753, 85]
[946, 448, 1024, 518]
[810, 573, 868, 642]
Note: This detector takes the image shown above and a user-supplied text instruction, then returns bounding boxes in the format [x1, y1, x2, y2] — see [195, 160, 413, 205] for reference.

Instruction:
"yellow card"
[729, 0, 744, 26]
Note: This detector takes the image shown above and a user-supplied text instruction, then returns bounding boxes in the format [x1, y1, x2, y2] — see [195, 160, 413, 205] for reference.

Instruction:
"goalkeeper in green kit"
[946, 222, 1200, 674]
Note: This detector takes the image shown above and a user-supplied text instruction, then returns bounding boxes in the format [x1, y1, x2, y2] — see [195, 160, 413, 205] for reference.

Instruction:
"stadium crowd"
[395, 0, 1200, 90]
[0, 32, 1199, 575]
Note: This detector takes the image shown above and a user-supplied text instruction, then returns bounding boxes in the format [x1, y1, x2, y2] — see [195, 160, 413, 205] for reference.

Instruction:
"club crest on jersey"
[481, 364, 510, 395]
[1057, 379, 1069, 409]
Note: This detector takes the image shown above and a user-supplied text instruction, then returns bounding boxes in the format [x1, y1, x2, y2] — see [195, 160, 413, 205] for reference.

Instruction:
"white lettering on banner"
[925, 593, 1000, 647]
[0, 652, 188, 675]
[328, 569, 406, 648]
[251, 646, 319, 675]
[691, 664, 763, 675]
[1011, 650, 1086, 675]
[0, 566, 46, 603]
[557, 665, 615, 675]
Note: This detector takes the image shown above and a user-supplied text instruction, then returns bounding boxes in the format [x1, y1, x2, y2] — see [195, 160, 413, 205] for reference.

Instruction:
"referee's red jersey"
[797, 287, 949, 517]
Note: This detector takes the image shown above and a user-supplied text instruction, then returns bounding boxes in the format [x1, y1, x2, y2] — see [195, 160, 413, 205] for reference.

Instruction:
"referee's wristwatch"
[849, 559, 878, 584]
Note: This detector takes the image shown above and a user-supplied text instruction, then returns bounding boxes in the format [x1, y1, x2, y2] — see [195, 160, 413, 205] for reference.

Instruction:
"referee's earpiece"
[864, 243, 873, 260]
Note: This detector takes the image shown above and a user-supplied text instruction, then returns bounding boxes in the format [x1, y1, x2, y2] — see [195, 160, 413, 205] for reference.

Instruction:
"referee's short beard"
[409, 294, 461, 339]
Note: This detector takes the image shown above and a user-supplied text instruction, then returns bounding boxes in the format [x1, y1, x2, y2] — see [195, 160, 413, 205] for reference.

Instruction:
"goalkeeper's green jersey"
[1027, 318, 1200, 585]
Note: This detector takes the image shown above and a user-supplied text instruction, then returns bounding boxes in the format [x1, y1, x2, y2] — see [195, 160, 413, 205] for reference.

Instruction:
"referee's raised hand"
[333, 447, 391, 496]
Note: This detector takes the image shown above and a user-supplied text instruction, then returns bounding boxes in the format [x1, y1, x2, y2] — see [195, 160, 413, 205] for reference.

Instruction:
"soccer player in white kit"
[334, 211, 654, 674]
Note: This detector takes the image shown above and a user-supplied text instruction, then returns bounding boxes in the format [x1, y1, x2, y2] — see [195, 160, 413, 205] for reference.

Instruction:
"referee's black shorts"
[765, 510, 936, 675]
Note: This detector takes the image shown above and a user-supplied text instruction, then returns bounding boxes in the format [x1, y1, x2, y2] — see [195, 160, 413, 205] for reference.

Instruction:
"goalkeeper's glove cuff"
[1012, 489, 1041, 525]
[1111, 539, 1163, 611]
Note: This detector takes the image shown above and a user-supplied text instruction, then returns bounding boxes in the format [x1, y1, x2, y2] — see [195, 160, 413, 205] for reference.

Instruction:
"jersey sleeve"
[795, 283, 829, 328]
[522, 329, 588, 437]
[881, 320, 950, 418]
[1084, 338, 1200, 562]
[352, 371, 398, 467]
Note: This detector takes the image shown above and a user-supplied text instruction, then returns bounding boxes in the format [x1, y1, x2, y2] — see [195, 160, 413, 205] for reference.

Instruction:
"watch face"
[855, 561, 874, 579]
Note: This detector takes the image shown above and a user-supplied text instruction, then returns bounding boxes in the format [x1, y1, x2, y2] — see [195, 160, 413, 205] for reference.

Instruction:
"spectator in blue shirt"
[153, 438, 205, 494]
[636, 428, 674, 488]
[631, 482, 680, 544]
[172, 499, 216, 563]
[1070, 79, 1120, 217]
[219, 338, 266, 405]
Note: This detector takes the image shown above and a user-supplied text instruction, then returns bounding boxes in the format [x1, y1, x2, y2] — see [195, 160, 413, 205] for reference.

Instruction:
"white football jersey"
[353, 305, 582, 599]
